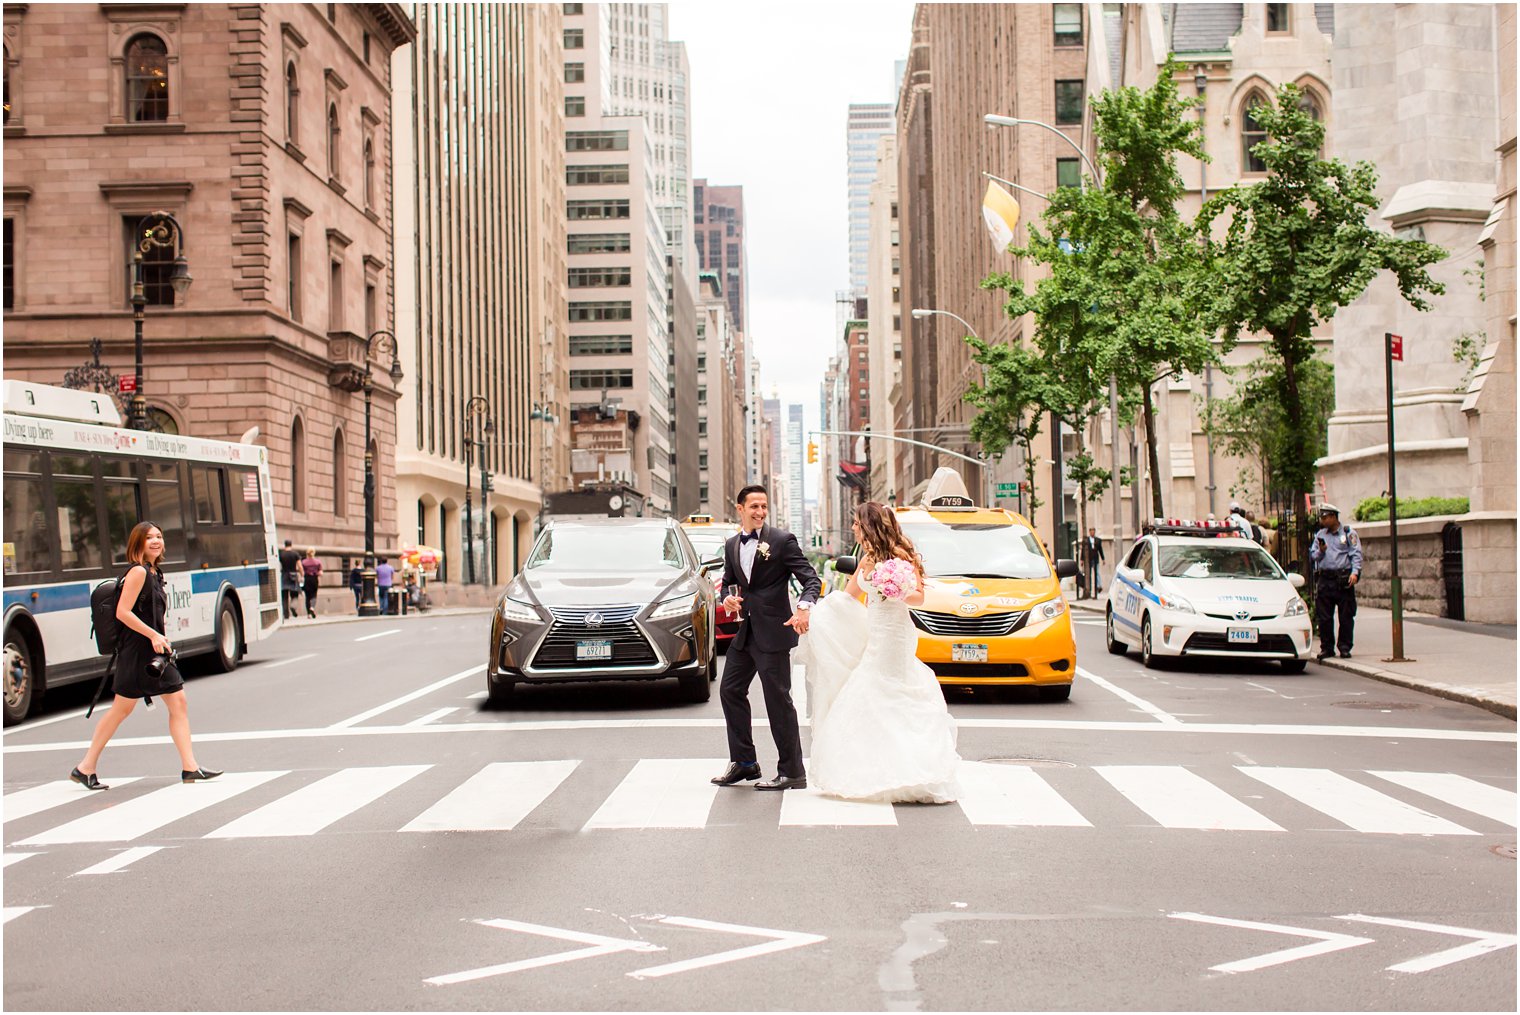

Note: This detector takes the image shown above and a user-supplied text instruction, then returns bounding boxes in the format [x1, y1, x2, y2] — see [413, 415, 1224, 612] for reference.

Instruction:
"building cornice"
[363, 2, 416, 48]
[98, 179, 194, 199]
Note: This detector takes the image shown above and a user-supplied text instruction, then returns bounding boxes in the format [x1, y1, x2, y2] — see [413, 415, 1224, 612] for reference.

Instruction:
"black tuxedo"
[718, 525, 822, 778]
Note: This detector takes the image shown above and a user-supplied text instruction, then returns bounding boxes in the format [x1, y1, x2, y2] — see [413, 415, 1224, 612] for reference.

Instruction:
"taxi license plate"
[952, 643, 989, 663]
[1227, 627, 1258, 644]
[576, 639, 614, 662]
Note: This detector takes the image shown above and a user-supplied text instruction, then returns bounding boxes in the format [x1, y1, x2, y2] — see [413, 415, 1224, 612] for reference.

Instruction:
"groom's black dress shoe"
[711, 762, 762, 786]
[755, 774, 806, 791]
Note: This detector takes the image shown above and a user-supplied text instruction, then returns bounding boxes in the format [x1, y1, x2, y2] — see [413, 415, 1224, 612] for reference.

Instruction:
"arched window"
[332, 429, 347, 517]
[125, 34, 169, 123]
[363, 137, 375, 209]
[4, 45, 12, 125]
[285, 63, 299, 144]
[327, 103, 340, 180]
[1240, 92, 1270, 174]
[291, 417, 307, 512]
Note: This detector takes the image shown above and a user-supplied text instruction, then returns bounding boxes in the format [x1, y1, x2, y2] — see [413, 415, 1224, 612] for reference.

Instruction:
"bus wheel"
[3, 630, 35, 726]
[211, 600, 242, 673]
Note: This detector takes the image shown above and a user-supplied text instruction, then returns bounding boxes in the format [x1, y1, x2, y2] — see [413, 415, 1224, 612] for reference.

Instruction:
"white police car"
[1103, 520, 1312, 672]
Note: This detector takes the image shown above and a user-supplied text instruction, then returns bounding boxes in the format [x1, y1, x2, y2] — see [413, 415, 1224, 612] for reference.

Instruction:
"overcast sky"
[667, 2, 916, 500]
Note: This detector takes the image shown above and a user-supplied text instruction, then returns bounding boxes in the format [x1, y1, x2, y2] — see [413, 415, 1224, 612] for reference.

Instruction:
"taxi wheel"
[1140, 615, 1166, 670]
[1105, 609, 1128, 655]
[1039, 683, 1072, 702]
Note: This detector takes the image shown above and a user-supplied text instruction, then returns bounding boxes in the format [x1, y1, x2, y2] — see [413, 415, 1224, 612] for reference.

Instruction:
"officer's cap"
[1317, 503, 1340, 517]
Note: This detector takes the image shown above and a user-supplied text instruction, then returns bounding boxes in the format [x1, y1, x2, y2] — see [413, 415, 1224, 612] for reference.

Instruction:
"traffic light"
[806, 441, 818, 464]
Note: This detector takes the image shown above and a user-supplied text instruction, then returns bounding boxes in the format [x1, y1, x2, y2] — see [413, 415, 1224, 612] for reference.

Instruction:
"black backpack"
[89, 567, 136, 656]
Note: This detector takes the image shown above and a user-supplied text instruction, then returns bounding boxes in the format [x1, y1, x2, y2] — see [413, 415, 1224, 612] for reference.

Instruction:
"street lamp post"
[127, 212, 193, 431]
[462, 396, 492, 585]
[911, 308, 993, 507]
[359, 330, 403, 617]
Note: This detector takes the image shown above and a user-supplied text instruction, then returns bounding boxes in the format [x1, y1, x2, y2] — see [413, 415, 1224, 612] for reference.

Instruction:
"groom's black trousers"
[720, 641, 805, 778]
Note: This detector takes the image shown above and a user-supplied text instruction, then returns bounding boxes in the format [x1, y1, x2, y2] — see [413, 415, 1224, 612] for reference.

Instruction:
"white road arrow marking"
[1337, 914, 1519, 973]
[424, 918, 664, 986]
[626, 915, 828, 979]
[1169, 912, 1374, 973]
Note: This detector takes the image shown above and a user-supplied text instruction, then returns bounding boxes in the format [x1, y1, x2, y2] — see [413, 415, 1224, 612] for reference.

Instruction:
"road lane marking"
[328, 664, 486, 729]
[1366, 771, 1518, 827]
[627, 915, 827, 980]
[425, 918, 664, 986]
[1075, 666, 1180, 724]
[401, 760, 579, 832]
[955, 761, 1090, 827]
[17, 772, 286, 845]
[1239, 767, 1477, 835]
[1094, 766, 1284, 831]
[2, 852, 41, 867]
[1169, 912, 1375, 972]
[263, 653, 318, 669]
[780, 786, 897, 826]
[404, 708, 458, 727]
[1336, 914, 1519, 973]
[71, 845, 168, 875]
[1, 706, 92, 736]
[3, 906, 44, 924]
[207, 765, 430, 839]
[585, 759, 724, 829]
[355, 628, 402, 642]
[3, 778, 145, 821]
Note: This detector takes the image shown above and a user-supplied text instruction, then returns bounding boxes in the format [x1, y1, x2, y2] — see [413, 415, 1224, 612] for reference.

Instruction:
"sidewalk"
[276, 606, 492, 630]
[1070, 599, 1517, 720]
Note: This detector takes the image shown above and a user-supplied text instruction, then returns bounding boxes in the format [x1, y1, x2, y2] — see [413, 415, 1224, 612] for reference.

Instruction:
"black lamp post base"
[359, 571, 381, 617]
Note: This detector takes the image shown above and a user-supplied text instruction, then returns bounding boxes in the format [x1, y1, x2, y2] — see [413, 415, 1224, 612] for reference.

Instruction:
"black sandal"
[70, 767, 108, 791]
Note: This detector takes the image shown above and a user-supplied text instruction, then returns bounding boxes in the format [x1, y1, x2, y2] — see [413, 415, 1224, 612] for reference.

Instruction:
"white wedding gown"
[801, 569, 961, 803]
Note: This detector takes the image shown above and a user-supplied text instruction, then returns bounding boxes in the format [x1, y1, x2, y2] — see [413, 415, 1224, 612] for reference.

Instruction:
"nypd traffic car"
[1103, 520, 1312, 672]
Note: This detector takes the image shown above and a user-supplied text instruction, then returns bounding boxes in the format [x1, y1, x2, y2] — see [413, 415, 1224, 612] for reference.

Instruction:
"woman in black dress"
[70, 522, 221, 789]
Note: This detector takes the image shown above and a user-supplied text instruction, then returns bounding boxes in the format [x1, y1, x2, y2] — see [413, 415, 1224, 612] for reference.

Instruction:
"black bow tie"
[739, 531, 760, 544]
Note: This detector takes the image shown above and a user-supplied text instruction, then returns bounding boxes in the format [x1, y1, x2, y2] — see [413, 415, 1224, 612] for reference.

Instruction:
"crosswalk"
[4, 761, 1513, 846]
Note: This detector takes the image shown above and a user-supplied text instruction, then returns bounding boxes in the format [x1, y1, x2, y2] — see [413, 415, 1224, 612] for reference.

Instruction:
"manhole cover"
[1492, 843, 1517, 860]
[982, 757, 1077, 768]
[1331, 700, 1422, 710]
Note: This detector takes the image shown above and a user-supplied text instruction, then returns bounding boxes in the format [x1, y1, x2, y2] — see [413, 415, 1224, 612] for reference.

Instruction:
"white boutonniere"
[757, 541, 771, 560]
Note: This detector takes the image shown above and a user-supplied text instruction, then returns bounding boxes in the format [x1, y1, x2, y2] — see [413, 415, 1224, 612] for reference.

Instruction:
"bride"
[802, 501, 961, 803]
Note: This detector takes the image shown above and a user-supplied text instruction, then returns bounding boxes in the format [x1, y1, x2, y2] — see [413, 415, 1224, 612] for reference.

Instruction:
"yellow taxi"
[680, 513, 741, 650]
[835, 470, 1080, 700]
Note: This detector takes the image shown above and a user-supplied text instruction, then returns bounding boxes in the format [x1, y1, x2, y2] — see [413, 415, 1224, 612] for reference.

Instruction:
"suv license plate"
[576, 639, 614, 661]
[952, 643, 989, 663]
[1227, 627, 1258, 644]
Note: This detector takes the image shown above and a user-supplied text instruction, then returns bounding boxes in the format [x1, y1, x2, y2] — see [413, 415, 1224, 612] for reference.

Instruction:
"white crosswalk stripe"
[585, 759, 723, 829]
[400, 760, 579, 833]
[1239, 767, 1477, 835]
[1366, 770, 1518, 828]
[4, 778, 144, 822]
[15, 772, 286, 845]
[1095, 765, 1284, 831]
[5, 762, 1510, 844]
[207, 765, 431, 839]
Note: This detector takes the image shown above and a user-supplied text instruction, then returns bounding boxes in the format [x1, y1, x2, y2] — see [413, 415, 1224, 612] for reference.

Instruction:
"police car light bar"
[1151, 518, 1238, 537]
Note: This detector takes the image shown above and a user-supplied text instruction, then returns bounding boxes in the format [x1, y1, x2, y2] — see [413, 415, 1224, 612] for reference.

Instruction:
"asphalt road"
[3, 609, 1515, 1011]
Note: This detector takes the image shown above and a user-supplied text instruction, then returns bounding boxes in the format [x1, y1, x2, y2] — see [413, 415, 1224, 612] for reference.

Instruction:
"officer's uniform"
[1309, 508, 1362, 658]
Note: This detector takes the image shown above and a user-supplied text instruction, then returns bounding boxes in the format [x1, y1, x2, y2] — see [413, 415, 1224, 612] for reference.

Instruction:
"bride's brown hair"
[854, 502, 923, 580]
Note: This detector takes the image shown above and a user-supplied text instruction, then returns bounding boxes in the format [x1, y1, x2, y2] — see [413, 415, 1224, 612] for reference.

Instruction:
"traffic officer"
[1309, 503, 1362, 661]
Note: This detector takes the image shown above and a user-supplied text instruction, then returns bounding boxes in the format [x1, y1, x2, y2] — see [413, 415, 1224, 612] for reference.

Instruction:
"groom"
[711, 484, 822, 791]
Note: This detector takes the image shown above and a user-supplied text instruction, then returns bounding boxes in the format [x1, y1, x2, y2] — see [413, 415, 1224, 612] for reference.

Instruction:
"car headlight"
[500, 598, 539, 623]
[649, 593, 698, 620]
[1155, 591, 1196, 614]
[1283, 597, 1308, 617]
[1033, 597, 1067, 622]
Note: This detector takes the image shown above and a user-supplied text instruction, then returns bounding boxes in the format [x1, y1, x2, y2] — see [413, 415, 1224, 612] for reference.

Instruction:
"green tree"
[978, 60, 1219, 520]
[964, 339, 1050, 518]
[1199, 84, 1446, 571]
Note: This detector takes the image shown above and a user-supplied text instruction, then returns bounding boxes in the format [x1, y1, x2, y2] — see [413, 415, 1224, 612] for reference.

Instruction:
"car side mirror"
[1055, 558, 1080, 579]
[699, 555, 723, 574]
[834, 555, 858, 576]
[1287, 572, 1305, 589]
[1119, 565, 1142, 585]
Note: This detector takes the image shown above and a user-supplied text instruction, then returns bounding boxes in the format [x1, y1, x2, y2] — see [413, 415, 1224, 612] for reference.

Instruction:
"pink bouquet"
[870, 557, 920, 602]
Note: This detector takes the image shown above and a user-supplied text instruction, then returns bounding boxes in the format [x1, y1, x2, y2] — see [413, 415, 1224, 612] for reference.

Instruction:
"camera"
[146, 649, 178, 678]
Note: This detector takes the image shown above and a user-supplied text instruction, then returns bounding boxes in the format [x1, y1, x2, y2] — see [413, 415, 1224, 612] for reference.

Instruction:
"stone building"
[894, 2, 1086, 550]
[391, 3, 568, 591]
[866, 133, 902, 504]
[3, 3, 413, 568]
[693, 272, 745, 518]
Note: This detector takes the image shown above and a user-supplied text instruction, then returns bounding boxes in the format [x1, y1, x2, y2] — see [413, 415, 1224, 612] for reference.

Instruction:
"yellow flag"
[982, 180, 1021, 251]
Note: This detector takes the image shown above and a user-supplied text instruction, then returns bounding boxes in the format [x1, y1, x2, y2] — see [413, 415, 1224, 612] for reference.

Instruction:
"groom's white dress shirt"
[738, 529, 759, 581]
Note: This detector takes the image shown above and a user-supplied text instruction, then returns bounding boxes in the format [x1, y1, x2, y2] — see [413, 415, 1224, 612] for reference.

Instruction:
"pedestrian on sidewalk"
[349, 562, 363, 612]
[1309, 503, 1361, 661]
[1080, 528, 1105, 600]
[278, 539, 302, 620]
[1227, 502, 1254, 540]
[70, 522, 221, 790]
[376, 557, 394, 615]
[301, 549, 322, 619]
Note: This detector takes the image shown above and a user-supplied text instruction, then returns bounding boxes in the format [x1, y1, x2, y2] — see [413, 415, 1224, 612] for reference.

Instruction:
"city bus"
[2, 381, 282, 725]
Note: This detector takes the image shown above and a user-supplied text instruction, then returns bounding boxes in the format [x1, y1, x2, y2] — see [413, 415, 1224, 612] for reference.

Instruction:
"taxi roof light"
[920, 467, 979, 511]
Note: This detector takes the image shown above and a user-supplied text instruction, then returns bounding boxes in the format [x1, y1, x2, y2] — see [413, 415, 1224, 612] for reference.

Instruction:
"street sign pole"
[1384, 332, 1408, 662]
